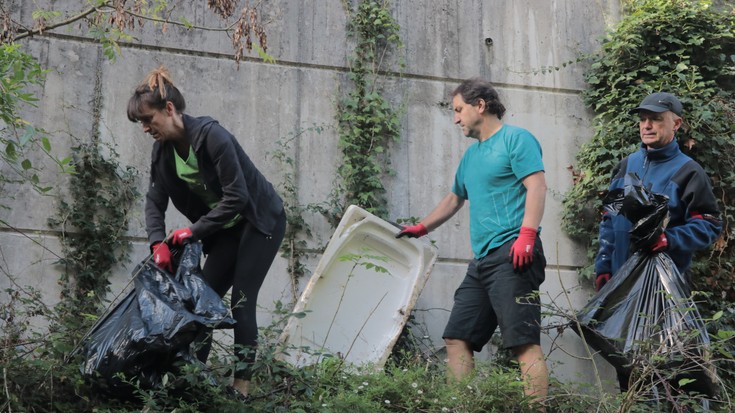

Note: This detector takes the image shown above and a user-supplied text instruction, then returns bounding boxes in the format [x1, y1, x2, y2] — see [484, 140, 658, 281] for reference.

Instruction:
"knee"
[444, 338, 471, 351]
[512, 343, 545, 363]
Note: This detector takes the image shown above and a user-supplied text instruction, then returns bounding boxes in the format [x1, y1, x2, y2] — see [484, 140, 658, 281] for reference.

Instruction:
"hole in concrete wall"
[484, 37, 494, 47]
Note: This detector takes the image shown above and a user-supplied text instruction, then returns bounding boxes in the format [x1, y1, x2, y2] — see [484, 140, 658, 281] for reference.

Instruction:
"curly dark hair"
[452, 78, 506, 119]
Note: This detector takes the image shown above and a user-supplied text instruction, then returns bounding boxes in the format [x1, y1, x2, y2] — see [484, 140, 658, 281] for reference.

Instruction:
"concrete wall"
[1, 0, 621, 388]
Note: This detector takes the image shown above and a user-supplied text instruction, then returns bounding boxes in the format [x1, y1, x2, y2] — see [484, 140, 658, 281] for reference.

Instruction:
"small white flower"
[411, 382, 418, 388]
[384, 400, 391, 404]
[358, 385, 364, 390]
[417, 389, 423, 394]
[442, 408, 449, 412]
[362, 381, 369, 386]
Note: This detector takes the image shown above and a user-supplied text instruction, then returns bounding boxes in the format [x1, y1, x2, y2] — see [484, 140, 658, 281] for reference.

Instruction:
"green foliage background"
[0, 43, 73, 204]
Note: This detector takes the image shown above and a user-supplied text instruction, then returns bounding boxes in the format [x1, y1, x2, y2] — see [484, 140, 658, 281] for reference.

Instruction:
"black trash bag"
[79, 241, 235, 394]
[572, 175, 717, 397]
[600, 174, 670, 252]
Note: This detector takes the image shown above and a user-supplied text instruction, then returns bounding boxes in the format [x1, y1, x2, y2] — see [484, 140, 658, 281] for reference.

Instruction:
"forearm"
[595, 216, 614, 274]
[520, 171, 546, 230]
[420, 192, 465, 232]
[145, 188, 169, 244]
[666, 218, 722, 254]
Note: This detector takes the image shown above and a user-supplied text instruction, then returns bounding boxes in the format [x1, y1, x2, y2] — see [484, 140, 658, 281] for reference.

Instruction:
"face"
[137, 102, 176, 142]
[638, 110, 682, 149]
[452, 94, 484, 139]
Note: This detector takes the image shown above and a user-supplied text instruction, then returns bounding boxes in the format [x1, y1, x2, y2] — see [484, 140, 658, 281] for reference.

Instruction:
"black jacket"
[145, 114, 284, 245]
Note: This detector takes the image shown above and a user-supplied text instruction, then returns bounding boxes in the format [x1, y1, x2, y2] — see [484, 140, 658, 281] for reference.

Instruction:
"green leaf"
[41, 136, 51, 152]
[677, 378, 696, 387]
[5, 142, 17, 160]
[711, 310, 723, 321]
[180, 16, 194, 29]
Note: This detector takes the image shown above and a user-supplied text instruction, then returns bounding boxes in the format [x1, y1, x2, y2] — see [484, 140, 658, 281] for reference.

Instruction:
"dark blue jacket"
[595, 140, 721, 277]
[145, 114, 283, 245]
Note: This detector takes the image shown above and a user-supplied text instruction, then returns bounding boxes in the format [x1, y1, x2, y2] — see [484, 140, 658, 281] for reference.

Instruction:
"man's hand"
[509, 226, 537, 269]
[170, 227, 193, 245]
[595, 273, 611, 292]
[650, 232, 668, 252]
[152, 241, 172, 272]
[395, 223, 428, 239]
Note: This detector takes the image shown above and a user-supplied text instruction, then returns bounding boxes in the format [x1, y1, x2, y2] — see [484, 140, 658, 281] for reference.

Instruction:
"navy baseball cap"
[629, 92, 683, 116]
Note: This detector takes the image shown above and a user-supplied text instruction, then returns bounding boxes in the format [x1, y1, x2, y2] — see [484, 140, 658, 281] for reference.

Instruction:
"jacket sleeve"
[145, 144, 169, 245]
[594, 160, 625, 275]
[665, 161, 722, 255]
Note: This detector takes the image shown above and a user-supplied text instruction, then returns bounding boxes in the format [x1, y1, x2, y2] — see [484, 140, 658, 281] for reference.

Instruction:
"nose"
[453, 113, 460, 124]
[141, 122, 151, 133]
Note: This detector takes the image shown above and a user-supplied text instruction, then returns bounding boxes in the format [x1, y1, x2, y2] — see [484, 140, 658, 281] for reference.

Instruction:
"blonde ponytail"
[145, 65, 174, 99]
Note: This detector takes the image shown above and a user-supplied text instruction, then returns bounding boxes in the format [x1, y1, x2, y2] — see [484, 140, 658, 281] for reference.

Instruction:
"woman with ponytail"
[127, 66, 286, 399]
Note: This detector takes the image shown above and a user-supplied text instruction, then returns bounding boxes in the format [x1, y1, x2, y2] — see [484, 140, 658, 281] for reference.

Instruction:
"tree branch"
[10, 2, 238, 44]
[12, 5, 99, 42]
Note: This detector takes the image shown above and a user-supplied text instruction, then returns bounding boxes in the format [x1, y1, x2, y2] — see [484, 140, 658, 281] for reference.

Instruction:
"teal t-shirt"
[451, 124, 544, 258]
[174, 146, 242, 229]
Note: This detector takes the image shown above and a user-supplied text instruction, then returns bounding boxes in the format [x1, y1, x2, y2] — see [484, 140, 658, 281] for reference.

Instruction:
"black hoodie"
[145, 114, 284, 245]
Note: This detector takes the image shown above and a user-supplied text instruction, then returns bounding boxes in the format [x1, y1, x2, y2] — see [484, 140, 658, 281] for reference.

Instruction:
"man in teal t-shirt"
[397, 78, 548, 405]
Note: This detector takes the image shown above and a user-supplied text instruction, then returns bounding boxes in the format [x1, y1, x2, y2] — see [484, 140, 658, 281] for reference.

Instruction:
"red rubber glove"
[595, 273, 611, 292]
[169, 227, 193, 245]
[152, 241, 172, 272]
[650, 232, 668, 252]
[395, 223, 428, 239]
[509, 226, 537, 269]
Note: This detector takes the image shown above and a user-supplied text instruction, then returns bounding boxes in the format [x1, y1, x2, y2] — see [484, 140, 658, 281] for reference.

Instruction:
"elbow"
[539, 182, 548, 195]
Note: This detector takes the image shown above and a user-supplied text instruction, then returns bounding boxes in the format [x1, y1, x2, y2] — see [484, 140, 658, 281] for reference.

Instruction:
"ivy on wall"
[47, 142, 138, 325]
[333, 0, 403, 222]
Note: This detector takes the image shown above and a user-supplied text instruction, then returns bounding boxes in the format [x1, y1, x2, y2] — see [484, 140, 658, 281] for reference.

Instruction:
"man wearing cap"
[593, 92, 722, 389]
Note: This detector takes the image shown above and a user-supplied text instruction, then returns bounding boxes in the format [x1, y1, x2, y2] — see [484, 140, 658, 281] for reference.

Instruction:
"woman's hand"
[152, 242, 173, 272]
[170, 228, 193, 245]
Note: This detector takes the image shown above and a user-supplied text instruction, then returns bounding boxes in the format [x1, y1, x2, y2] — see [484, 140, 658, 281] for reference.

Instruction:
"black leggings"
[197, 210, 286, 380]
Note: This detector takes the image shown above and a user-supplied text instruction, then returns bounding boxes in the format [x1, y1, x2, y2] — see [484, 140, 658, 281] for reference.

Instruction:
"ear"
[165, 100, 176, 116]
[476, 98, 486, 113]
[673, 116, 683, 130]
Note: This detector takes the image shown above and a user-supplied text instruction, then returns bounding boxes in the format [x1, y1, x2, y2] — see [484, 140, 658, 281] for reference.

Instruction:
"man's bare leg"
[445, 338, 474, 381]
[513, 343, 548, 408]
[232, 378, 250, 398]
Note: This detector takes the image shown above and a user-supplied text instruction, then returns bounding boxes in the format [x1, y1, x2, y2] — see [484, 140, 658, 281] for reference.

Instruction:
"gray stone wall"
[1, 0, 621, 387]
